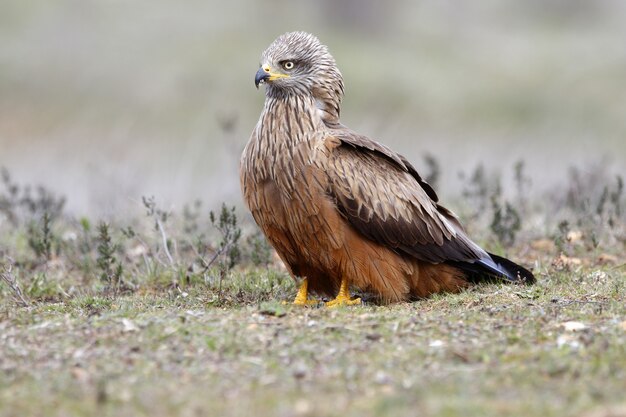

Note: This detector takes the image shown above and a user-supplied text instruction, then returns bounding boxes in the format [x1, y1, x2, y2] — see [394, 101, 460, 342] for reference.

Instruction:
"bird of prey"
[241, 32, 535, 306]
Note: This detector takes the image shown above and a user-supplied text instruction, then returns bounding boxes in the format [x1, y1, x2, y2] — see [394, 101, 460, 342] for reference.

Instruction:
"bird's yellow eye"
[282, 61, 294, 70]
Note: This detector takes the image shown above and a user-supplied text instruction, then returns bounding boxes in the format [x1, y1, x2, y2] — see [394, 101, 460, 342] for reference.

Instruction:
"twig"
[193, 242, 233, 274]
[155, 218, 175, 267]
[1, 260, 29, 306]
[132, 234, 167, 269]
[141, 195, 176, 268]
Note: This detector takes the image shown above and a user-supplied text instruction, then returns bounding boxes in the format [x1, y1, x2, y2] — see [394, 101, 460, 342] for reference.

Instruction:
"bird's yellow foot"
[282, 278, 320, 306]
[325, 278, 361, 307]
[292, 295, 321, 306]
[325, 294, 361, 307]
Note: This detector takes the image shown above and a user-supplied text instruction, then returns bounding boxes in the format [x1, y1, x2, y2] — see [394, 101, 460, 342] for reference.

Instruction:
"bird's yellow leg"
[284, 278, 320, 306]
[325, 277, 361, 307]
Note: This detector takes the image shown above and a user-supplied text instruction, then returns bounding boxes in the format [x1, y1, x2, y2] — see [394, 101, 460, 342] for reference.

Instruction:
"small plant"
[181, 200, 210, 257]
[0, 167, 20, 225]
[247, 230, 273, 267]
[96, 222, 123, 291]
[564, 165, 606, 215]
[23, 185, 66, 222]
[24, 272, 59, 301]
[77, 217, 94, 256]
[513, 160, 532, 214]
[459, 163, 494, 221]
[64, 217, 97, 279]
[464, 164, 489, 209]
[209, 204, 242, 271]
[0, 167, 65, 226]
[554, 220, 570, 253]
[142, 196, 175, 266]
[596, 185, 609, 218]
[561, 166, 624, 247]
[181, 201, 247, 288]
[489, 192, 521, 247]
[26, 211, 55, 262]
[609, 175, 623, 224]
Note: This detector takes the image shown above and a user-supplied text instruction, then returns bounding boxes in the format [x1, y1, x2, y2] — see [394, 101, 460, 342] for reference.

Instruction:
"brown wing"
[324, 131, 489, 264]
[331, 129, 440, 202]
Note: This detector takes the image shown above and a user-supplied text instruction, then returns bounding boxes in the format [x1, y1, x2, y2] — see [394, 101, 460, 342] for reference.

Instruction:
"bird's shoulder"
[320, 127, 439, 202]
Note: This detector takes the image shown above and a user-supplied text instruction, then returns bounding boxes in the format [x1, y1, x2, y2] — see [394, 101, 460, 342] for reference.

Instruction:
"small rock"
[127, 245, 147, 258]
[71, 366, 90, 383]
[557, 334, 581, 350]
[560, 321, 587, 332]
[429, 340, 445, 348]
[294, 399, 311, 415]
[292, 363, 308, 380]
[72, 347, 87, 359]
[121, 318, 138, 333]
[374, 370, 392, 385]
[62, 231, 78, 242]
[163, 326, 177, 336]
[366, 333, 382, 341]
[589, 271, 608, 282]
[566, 230, 583, 243]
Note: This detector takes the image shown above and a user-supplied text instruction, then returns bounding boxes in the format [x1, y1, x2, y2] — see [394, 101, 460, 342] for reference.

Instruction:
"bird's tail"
[448, 252, 536, 285]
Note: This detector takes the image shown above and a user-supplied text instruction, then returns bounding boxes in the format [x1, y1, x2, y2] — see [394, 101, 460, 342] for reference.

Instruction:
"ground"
[2, 261, 625, 417]
[1, 168, 625, 417]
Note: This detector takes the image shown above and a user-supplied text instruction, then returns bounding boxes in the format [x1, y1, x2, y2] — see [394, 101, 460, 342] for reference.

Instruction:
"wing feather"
[324, 131, 488, 265]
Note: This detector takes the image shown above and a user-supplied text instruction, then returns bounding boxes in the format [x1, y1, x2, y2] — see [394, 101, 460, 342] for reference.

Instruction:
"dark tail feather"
[448, 252, 536, 285]
[484, 252, 536, 284]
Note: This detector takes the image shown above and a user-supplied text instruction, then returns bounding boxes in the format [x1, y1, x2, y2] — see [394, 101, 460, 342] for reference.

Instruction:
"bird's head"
[255, 32, 344, 104]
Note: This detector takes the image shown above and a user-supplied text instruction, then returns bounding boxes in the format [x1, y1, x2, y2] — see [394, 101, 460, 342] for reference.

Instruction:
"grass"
[1, 165, 625, 417]
[1, 266, 625, 417]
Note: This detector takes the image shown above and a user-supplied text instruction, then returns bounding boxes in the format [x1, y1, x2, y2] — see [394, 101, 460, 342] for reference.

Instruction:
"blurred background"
[1, 0, 625, 217]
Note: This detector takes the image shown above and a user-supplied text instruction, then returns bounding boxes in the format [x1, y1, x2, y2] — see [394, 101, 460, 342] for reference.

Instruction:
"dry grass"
[1, 263, 625, 417]
[1, 162, 626, 416]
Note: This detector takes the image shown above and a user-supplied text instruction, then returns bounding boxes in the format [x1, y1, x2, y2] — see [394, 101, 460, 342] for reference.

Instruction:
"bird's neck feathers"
[263, 91, 342, 130]
[311, 83, 343, 127]
[264, 75, 344, 127]
[260, 94, 322, 146]
[247, 94, 327, 189]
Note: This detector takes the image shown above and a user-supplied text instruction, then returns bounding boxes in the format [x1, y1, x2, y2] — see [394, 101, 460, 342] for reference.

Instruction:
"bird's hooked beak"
[255, 64, 289, 89]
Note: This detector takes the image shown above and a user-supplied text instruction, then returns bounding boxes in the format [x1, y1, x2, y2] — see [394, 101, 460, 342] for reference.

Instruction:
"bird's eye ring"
[282, 61, 294, 70]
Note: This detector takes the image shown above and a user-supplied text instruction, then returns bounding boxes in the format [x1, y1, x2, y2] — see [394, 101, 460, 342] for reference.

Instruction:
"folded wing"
[324, 130, 535, 283]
